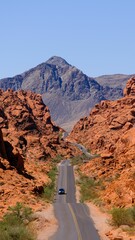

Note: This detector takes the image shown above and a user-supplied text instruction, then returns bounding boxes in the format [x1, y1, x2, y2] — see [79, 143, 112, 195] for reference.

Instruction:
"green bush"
[71, 153, 89, 165]
[42, 166, 58, 202]
[111, 207, 135, 227]
[4, 202, 33, 223]
[131, 206, 135, 220]
[0, 202, 35, 240]
[0, 225, 34, 240]
[42, 182, 54, 202]
[51, 155, 63, 164]
[78, 175, 103, 202]
[48, 166, 57, 182]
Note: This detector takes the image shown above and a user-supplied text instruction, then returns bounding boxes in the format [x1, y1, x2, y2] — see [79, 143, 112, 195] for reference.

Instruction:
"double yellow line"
[64, 161, 82, 239]
[68, 203, 83, 240]
[64, 162, 67, 203]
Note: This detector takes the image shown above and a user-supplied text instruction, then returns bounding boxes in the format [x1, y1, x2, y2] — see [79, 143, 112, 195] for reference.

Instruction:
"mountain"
[0, 56, 133, 131]
[69, 77, 135, 208]
[95, 74, 134, 100]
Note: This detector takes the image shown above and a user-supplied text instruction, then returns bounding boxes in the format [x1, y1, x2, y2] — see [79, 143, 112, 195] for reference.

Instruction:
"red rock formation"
[0, 89, 75, 161]
[0, 89, 78, 217]
[69, 77, 135, 208]
[0, 128, 7, 159]
[123, 77, 135, 96]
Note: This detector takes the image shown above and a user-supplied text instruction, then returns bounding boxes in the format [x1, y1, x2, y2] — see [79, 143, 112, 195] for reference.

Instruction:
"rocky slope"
[69, 77, 135, 208]
[0, 56, 132, 131]
[95, 74, 134, 100]
[0, 89, 78, 217]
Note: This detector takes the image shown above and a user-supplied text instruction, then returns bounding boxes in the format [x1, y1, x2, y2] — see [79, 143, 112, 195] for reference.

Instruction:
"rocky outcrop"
[0, 89, 78, 217]
[0, 128, 7, 159]
[0, 88, 78, 160]
[123, 77, 135, 96]
[0, 89, 61, 159]
[69, 77, 135, 208]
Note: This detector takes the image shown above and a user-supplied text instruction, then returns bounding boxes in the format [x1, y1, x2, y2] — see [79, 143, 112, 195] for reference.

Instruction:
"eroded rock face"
[0, 128, 7, 159]
[123, 77, 135, 96]
[0, 89, 78, 217]
[69, 77, 135, 208]
[0, 89, 67, 160]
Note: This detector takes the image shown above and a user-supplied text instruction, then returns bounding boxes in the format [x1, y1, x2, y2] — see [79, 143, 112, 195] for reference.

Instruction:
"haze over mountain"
[0, 56, 133, 131]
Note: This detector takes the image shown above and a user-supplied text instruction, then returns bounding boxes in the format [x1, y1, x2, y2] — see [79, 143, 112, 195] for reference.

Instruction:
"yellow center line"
[68, 203, 83, 240]
[64, 163, 67, 203]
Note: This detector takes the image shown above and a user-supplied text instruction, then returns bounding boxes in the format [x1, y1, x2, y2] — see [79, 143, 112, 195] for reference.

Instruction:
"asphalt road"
[50, 160, 100, 240]
[72, 143, 94, 158]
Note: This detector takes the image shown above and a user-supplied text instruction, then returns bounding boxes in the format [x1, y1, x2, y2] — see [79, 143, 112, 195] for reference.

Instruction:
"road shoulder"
[33, 204, 58, 240]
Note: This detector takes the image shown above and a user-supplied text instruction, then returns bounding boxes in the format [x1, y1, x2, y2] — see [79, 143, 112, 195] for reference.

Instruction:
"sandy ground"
[33, 204, 58, 240]
[86, 202, 112, 240]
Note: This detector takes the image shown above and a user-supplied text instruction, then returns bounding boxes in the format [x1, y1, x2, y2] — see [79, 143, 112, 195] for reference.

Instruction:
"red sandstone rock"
[69, 77, 135, 208]
[0, 89, 78, 218]
[123, 77, 135, 96]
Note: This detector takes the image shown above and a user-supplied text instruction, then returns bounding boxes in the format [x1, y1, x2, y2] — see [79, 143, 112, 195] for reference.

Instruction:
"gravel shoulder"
[33, 204, 58, 240]
[86, 202, 112, 240]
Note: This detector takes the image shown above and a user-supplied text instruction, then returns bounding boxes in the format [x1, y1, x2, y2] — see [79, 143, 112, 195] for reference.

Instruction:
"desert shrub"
[0, 225, 34, 240]
[78, 175, 103, 202]
[48, 165, 57, 182]
[71, 153, 89, 165]
[4, 202, 33, 223]
[93, 198, 105, 207]
[58, 132, 63, 141]
[42, 166, 58, 202]
[131, 206, 135, 221]
[51, 155, 63, 164]
[0, 202, 35, 240]
[42, 182, 54, 202]
[111, 207, 135, 227]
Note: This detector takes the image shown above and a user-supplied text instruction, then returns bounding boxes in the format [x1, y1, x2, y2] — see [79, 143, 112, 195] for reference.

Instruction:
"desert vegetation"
[42, 165, 58, 202]
[0, 202, 35, 240]
[111, 206, 135, 227]
[41, 155, 62, 202]
[77, 173, 104, 204]
[71, 153, 89, 165]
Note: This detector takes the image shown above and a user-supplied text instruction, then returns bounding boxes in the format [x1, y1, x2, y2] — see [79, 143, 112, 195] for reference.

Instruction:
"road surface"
[50, 160, 100, 240]
[72, 142, 97, 159]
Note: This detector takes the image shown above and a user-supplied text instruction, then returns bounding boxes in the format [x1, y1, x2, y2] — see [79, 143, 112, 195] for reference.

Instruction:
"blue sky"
[0, 0, 135, 78]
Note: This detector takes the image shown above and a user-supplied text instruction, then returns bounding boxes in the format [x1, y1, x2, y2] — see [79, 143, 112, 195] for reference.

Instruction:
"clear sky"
[0, 0, 135, 78]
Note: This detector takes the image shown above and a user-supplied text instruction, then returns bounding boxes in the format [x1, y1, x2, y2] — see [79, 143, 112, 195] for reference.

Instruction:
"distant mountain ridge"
[0, 56, 134, 131]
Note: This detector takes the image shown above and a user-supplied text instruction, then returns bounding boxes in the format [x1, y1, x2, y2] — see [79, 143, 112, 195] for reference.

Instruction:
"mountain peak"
[46, 56, 70, 66]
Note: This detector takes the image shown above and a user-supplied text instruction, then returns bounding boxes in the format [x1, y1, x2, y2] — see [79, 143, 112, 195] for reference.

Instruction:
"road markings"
[68, 203, 82, 240]
[64, 163, 68, 203]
